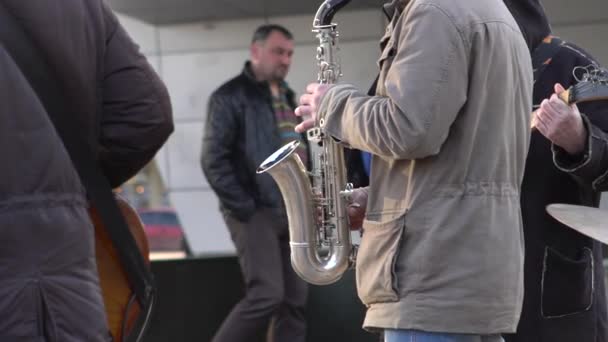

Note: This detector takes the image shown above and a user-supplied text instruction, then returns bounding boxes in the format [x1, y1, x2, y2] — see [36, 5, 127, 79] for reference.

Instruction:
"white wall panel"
[157, 9, 383, 55]
[161, 50, 249, 121]
[116, 13, 159, 55]
[154, 145, 170, 187]
[269, 9, 384, 44]
[158, 18, 265, 53]
[169, 190, 234, 256]
[165, 122, 207, 190]
[544, 0, 608, 25]
[339, 41, 383, 90]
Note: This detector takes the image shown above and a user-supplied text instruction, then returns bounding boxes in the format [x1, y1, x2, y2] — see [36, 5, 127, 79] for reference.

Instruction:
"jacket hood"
[503, 0, 551, 52]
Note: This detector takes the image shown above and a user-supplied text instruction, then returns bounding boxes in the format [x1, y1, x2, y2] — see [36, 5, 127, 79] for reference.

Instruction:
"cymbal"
[546, 204, 608, 244]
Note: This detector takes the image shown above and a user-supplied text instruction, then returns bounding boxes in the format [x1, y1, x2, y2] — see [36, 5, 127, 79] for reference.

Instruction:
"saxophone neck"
[313, 0, 350, 85]
[313, 0, 352, 28]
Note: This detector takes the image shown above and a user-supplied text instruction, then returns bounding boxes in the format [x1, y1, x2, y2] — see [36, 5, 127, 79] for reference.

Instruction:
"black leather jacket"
[201, 62, 308, 222]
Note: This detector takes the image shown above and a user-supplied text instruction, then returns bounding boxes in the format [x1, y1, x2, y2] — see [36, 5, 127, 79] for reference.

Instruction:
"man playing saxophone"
[295, 0, 533, 341]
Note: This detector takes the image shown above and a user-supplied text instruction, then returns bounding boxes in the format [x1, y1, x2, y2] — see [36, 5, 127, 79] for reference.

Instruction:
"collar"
[242, 61, 267, 87]
[241, 61, 294, 101]
[383, 0, 407, 19]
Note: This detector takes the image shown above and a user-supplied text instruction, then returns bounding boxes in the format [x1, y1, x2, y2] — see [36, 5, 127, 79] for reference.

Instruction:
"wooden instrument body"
[89, 196, 150, 342]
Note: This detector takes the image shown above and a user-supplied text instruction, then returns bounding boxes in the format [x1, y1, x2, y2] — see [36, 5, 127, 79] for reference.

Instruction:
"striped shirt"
[273, 84, 309, 167]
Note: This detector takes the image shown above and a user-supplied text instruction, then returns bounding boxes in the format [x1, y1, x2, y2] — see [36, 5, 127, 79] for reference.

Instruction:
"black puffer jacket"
[201, 62, 307, 222]
[0, 1, 173, 341]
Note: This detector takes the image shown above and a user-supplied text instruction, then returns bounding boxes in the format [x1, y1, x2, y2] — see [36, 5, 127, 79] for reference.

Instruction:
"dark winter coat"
[499, 1, 608, 341]
[504, 39, 608, 342]
[0, 1, 173, 341]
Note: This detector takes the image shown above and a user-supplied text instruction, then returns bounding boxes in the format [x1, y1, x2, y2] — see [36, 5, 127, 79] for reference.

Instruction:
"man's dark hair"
[251, 24, 293, 43]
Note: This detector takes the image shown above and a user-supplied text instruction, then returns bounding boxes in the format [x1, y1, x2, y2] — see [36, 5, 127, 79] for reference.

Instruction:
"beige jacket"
[319, 0, 532, 334]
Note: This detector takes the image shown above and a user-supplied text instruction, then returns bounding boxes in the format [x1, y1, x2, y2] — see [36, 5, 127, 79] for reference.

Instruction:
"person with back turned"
[0, 1, 173, 340]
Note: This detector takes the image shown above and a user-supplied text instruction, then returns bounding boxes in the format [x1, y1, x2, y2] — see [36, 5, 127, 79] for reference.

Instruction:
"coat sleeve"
[552, 100, 608, 191]
[200, 92, 256, 222]
[98, 4, 174, 187]
[319, 4, 468, 160]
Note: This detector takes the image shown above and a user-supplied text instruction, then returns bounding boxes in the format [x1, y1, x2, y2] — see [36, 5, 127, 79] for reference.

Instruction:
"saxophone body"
[256, 0, 355, 286]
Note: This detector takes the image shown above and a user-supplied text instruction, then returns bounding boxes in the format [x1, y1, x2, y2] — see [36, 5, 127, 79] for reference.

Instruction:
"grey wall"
[545, 0, 608, 64]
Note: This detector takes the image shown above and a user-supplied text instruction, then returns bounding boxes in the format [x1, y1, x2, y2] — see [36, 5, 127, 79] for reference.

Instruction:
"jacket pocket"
[541, 246, 594, 318]
[356, 215, 405, 305]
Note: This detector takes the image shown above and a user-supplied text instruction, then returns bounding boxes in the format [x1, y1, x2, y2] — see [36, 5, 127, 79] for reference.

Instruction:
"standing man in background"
[201, 24, 309, 342]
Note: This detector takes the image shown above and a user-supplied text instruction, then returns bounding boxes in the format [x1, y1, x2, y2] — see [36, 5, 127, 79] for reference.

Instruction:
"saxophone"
[256, 0, 355, 285]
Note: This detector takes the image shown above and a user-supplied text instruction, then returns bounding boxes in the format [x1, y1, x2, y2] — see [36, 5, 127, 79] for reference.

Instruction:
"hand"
[294, 83, 333, 133]
[534, 83, 587, 155]
[347, 187, 368, 230]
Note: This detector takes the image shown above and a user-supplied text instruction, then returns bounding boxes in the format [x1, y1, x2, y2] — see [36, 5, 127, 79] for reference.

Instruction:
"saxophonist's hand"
[294, 83, 333, 133]
[347, 187, 368, 230]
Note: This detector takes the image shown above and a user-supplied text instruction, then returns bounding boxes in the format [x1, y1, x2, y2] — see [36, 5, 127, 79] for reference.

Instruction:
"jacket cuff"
[552, 114, 593, 172]
[552, 113, 608, 190]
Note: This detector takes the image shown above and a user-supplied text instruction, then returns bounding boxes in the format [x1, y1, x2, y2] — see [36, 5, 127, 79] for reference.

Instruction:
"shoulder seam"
[412, 3, 469, 48]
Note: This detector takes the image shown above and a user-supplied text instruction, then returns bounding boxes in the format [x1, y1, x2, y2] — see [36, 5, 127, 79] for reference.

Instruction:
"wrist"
[566, 120, 588, 155]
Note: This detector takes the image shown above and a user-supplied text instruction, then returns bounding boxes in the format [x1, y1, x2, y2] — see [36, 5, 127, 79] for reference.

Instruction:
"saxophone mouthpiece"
[314, 0, 352, 27]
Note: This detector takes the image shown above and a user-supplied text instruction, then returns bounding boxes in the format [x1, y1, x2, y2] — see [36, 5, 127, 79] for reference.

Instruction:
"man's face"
[251, 31, 294, 82]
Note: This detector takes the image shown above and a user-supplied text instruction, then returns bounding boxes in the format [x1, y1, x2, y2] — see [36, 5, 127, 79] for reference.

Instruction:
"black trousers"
[212, 208, 308, 342]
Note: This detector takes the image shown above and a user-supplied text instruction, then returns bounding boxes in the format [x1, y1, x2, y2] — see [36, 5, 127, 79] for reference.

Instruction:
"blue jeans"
[384, 330, 505, 342]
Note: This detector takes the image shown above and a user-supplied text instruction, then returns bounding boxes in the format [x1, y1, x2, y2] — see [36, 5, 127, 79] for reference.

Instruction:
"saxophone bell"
[257, 140, 350, 285]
